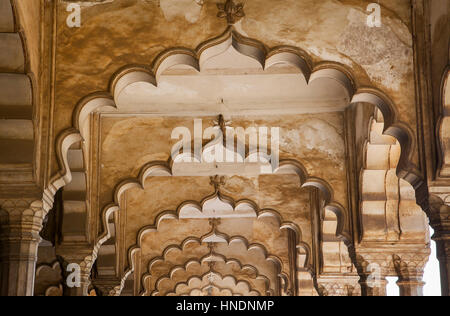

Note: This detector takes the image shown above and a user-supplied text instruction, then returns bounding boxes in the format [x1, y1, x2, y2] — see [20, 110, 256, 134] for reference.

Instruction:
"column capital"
[0, 199, 45, 296]
[92, 277, 122, 296]
[317, 275, 361, 296]
[428, 193, 450, 233]
[393, 254, 426, 296]
[354, 245, 430, 296]
[427, 192, 450, 296]
[355, 245, 430, 276]
[56, 247, 95, 296]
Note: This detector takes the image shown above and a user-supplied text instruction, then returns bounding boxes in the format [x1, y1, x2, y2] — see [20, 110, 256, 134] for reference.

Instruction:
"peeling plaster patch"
[337, 9, 413, 91]
[281, 119, 344, 163]
[160, 0, 203, 23]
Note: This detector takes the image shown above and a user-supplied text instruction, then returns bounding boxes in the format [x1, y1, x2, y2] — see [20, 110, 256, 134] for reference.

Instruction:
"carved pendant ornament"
[217, 0, 245, 25]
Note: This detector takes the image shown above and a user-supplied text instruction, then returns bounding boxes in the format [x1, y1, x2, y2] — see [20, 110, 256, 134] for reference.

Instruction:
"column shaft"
[0, 204, 43, 296]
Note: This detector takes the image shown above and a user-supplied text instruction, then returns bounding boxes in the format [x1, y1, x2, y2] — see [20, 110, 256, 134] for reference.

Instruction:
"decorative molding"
[49, 26, 423, 236]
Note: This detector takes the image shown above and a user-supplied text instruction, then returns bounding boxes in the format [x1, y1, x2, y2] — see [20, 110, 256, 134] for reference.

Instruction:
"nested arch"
[45, 25, 425, 296]
[166, 272, 261, 297]
[140, 236, 285, 296]
[49, 26, 422, 206]
[93, 157, 343, 271]
[118, 191, 308, 295]
[150, 256, 271, 296]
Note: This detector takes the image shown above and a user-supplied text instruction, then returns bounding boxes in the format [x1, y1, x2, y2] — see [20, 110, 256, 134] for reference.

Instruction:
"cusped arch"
[121, 235, 288, 297]
[125, 207, 303, 293]
[45, 25, 425, 293]
[140, 236, 285, 296]
[149, 255, 272, 296]
[50, 26, 421, 208]
[164, 271, 261, 297]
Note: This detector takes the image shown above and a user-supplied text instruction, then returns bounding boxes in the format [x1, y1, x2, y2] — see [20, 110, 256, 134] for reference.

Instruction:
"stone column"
[428, 193, 450, 296]
[317, 275, 361, 296]
[57, 250, 94, 296]
[396, 277, 425, 296]
[92, 277, 122, 296]
[359, 274, 388, 296]
[355, 254, 388, 296]
[434, 233, 450, 296]
[0, 200, 44, 296]
[393, 254, 428, 296]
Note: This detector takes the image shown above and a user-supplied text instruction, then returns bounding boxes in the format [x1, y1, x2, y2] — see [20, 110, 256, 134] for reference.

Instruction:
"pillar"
[355, 254, 388, 296]
[427, 193, 450, 296]
[434, 233, 450, 296]
[397, 277, 425, 296]
[57, 250, 94, 296]
[359, 274, 388, 296]
[393, 254, 426, 296]
[0, 199, 44, 296]
[317, 275, 361, 296]
[92, 277, 122, 296]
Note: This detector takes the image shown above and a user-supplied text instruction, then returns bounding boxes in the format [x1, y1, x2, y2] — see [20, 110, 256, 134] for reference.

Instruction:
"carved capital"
[56, 248, 95, 296]
[92, 277, 122, 296]
[428, 193, 450, 231]
[0, 199, 46, 296]
[355, 246, 430, 276]
[392, 253, 428, 279]
[0, 199, 45, 260]
[317, 275, 361, 296]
